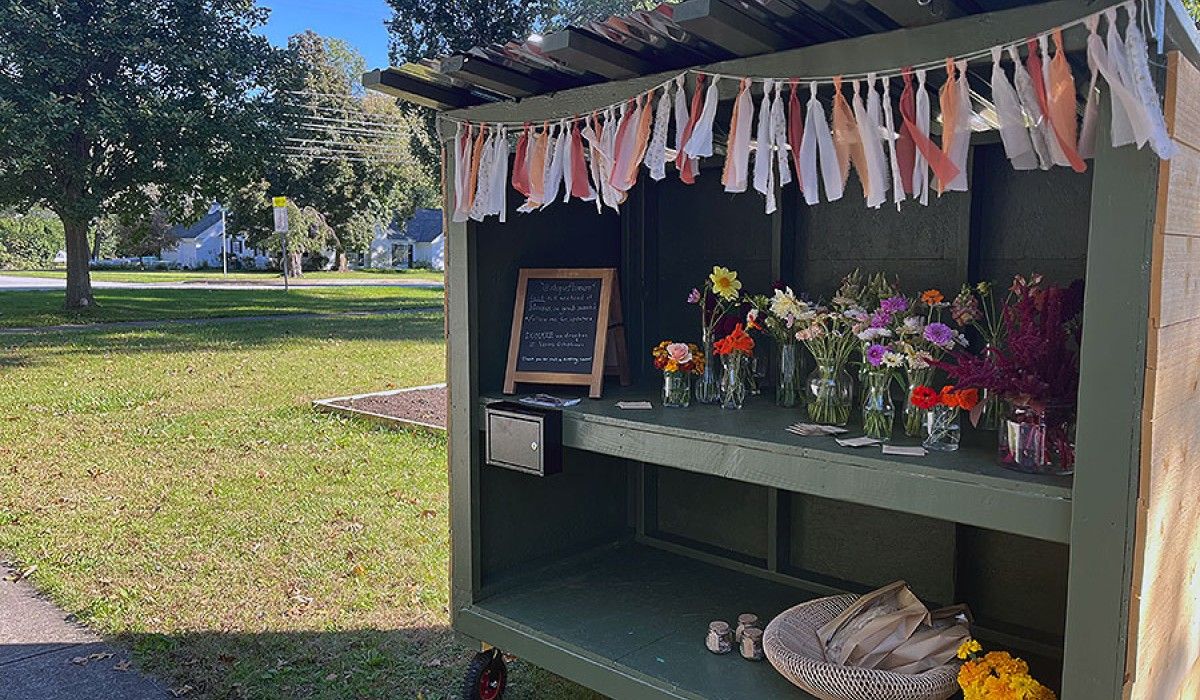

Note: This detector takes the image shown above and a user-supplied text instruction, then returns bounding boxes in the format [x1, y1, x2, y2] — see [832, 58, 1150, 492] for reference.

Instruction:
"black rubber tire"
[460, 649, 507, 700]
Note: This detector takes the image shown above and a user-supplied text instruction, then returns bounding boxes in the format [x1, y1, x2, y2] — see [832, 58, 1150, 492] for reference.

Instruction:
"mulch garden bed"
[315, 384, 447, 431]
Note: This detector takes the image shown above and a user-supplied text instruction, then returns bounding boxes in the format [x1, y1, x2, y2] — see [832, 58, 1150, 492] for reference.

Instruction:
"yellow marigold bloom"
[957, 638, 983, 660]
[710, 266, 742, 301]
[665, 359, 679, 372]
[921, 289, 944, 306]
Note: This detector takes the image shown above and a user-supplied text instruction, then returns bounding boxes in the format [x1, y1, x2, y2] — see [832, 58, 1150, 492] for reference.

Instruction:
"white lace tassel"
[1123, 0, 1177, 158]
[541, 122, 566, 208]
[646, 84, 672, 180]
[1008, 44, 1053, 170]
[1106, 8, 1141, 147]
[770, 79, 792, 188]
[495, 127, 508, 222]
[684, 76, 721, 159]
[991, 46, 1038, 169]
[1079, 18, 1103, 160]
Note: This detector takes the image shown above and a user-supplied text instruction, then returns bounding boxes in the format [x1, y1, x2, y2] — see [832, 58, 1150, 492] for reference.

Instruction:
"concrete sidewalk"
[0, 565, 168, 699]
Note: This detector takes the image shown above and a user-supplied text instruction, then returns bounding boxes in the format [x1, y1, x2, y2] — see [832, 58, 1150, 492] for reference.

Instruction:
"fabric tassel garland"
[543, 121, 566, 207]
[1030, 36, 1072, 168]
[831, 76, 870, 200]
[943, 59, 973, 192]
[1122, 1, 1177, 159]
[675, 74, 705, 183]
[914, 69, 932, 204]
[512, 123, 532, 197]
[880, 75, 906, 208]
[465, 123, 487, 212]
[937, 58, 961, 194]
[990, 47, 1038, 170]
[1106, 7, 1142, 147]
[753, 80, 778, 213]
[452, 123, 472, 222]
[646, 84, 672, 180]
[624, 90, 656, 187]
[568, 121, 594, 201]
[1008, 45, 1053, 170]
[1078, 18, 1103, 160]
[581, 115, 607, 213]
[896, 74, 916, 196]
[770, 79, 793, 189]
[684, 75, 720, 159]
[787, 80, 804, 194]
[898, 68, 958, 204]
[855, 78, 888, 209]
[1047, 29, 1088, 172]
[722, 78, 754, 193]
[799, 81, 843, 204]
[609, 101, 638, 191]
[469, 126, 495, 220]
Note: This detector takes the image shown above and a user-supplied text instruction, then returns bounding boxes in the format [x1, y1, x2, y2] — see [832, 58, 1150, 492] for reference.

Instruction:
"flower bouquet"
[955, 639, 1057, 700]
[750, 284, 815, 407]
[950, 281, 1012, 429]
[910, 384, 979, 452]
[893, 289, 968, 437]
[688, 266, 743, 404]
[652, 341, 704, 408]
[860, 341, 903, 441]
[937, 275, 1083, 474]
[714, 323, 755, 409]
[795, 304, 859, 426]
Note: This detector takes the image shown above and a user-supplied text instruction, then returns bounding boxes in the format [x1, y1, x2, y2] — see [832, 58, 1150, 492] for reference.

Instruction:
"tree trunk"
[62, 214, 94, 309]
[335, 250, 349, 272]
[287, 250, 304, 277]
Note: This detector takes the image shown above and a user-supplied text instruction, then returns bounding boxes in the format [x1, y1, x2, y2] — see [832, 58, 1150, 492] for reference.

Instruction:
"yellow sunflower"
[709, 266, 742, 301]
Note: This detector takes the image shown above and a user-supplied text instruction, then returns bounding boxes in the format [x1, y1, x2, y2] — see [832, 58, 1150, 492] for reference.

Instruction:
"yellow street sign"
[272, 196, 288, 208]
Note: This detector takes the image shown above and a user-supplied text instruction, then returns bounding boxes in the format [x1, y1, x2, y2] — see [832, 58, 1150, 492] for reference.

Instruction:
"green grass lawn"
[1, 268, 445, 283]
[0, 286, 444, 328]
[0, 314, 595, 699]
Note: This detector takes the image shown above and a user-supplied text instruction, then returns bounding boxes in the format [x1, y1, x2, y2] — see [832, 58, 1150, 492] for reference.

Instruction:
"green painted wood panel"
[785, 494, 957, 604]
[956, 528, 1069, 640]
[653, 466, 769, 562]
[970, 143, 1092, 285]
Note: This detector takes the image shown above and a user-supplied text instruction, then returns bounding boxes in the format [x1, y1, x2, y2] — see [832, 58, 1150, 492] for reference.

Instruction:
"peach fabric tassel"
[465, 123, 487, 210]
[831, 76, 870, 201]
[675, 74, 705, 183]
[519, 124, 549, 212]
[898, 68, 959, 196]
[937, 59, 959, 195]
[512, 123, 532, 198]
[722, 78, 753, 193]
[1047, 29, 1087, 173]
[624, 90, 655, 187]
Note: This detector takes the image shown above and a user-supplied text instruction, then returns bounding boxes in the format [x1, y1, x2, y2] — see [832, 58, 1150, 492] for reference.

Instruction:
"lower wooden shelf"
[461, 542, 821, 699]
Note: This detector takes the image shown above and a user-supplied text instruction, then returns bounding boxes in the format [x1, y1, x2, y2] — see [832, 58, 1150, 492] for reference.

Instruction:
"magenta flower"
[687, 288, 701, 304]
[866, 343, 889, 367]
[869, 310, 891, 328]
[880, 296, 908, 314]
[923, 322, 954, 347]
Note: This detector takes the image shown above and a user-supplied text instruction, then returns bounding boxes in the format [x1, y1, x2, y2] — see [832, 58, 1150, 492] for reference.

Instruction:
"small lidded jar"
[706, 620, 733, 654]
[740, 627, 764, 661]
[734, 613, 760, 643]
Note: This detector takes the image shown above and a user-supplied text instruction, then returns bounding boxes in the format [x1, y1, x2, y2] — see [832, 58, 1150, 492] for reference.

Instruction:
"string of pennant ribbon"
[445, 0, 1176, 223]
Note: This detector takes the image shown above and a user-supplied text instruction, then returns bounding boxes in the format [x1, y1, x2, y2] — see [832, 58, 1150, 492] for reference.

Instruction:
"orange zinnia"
[921, 289, 944, 306]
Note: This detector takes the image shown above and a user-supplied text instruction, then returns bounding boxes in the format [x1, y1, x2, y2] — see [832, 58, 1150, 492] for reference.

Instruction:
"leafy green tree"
[0, 0, 295, 308]
[0, 209, 65, 269]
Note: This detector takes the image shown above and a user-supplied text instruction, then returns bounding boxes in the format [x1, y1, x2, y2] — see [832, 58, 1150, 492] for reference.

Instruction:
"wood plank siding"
[1128, 50, 1200, 700]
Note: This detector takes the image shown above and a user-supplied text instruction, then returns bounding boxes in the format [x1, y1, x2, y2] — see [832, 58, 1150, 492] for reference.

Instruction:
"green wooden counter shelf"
[367, 1, 1200, 698]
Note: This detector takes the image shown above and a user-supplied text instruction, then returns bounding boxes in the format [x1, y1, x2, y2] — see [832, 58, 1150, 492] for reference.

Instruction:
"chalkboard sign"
[504, 268, 630, 398]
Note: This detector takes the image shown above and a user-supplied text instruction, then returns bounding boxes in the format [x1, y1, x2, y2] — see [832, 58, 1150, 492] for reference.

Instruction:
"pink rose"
[666, 342, 691, 364]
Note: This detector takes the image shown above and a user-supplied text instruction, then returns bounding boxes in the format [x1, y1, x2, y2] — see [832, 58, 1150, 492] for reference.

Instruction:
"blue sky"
[258, 0, 394, 71]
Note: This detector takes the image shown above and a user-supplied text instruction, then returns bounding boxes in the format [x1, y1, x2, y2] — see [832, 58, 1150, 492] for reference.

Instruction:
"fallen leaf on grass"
[350, 563, 367, 578]
[170, 685, 194, 697]
[418, 509, 437, 519]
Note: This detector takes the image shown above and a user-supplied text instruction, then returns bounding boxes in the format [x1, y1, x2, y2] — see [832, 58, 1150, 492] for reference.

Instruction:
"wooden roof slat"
[362, 68, 491, 110]
[540, 28, 657, 80]
[440, 55, 548, 98]
[863, 0, 966, 27]
[673, 0, 795, 56]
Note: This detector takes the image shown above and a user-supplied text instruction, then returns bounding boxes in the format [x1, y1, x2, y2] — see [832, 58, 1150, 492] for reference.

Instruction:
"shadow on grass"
[108, 627, 602, 700]
[1, 313, 447, 366]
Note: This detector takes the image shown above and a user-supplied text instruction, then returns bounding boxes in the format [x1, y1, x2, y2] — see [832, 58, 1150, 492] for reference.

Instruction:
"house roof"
[388, 208, 443, 243]
[166, 209, 222, 240]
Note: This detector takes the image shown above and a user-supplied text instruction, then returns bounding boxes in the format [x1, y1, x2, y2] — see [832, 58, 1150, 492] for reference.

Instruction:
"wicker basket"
[763, 594, 961, 700]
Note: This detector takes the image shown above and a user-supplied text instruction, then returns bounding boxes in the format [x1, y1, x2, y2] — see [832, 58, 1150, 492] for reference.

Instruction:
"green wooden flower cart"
[368, 1, 1200, 698]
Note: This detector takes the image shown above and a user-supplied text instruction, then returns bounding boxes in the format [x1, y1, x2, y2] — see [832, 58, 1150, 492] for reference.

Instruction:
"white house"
[365, 208, 444, 271]
[160, 203, 268, 269]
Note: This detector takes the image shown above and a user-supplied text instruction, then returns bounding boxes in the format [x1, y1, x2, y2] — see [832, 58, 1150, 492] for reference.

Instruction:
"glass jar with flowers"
[910, 384, 979, 451]
[938, 274, 1083, 475]
[714, 323, 754, 410]
[950, 281, 1012, 431]
[651, 341, 704, 408]
[749, 286, 815, 408]
[861, 343, 902, 441]
[894, 289, 968, 437]
[795, 306, 858, 426]
[688, 266, 743, 405]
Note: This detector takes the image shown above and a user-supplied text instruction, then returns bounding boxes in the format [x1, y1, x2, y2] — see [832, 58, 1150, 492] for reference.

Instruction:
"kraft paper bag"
[817, 580, 930, 667]
[817, 581, 972, 673]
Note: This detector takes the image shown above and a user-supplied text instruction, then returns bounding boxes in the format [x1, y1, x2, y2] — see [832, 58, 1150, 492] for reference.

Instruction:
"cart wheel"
[461, 649, 507, 700]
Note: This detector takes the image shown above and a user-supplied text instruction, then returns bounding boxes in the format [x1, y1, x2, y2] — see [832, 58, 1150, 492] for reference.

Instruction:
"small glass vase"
[695, 328, 721, 405]
[998, 404, 1076, 475]
[902, 367, 935, 437]
[974, 389, 1005, 431]
[806, 360, 853, 426]
[662, 370, 691, 408]
[776, 343, 803, 408]
[923, 404, 961, 452]
[720, 353, 749, 410]
[749, 354, 767, 396]
[861, 368, 895, 442]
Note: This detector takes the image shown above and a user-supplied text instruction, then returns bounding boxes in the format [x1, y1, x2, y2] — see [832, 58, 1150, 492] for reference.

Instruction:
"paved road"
[1, 565, 169, 699]
[0, 274, 442, 291]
